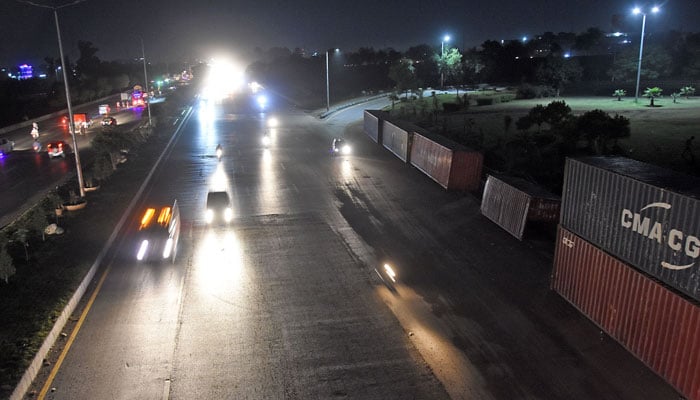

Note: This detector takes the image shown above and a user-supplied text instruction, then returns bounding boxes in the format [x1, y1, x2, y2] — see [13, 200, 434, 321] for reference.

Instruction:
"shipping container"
[381, 119, 413, 162]
[561, 156, 700, 301]
[363, 110, 386, 144]
[409, 130, 483, 191]
[552, 226, 700, 400]
[481, 174, 560, 240]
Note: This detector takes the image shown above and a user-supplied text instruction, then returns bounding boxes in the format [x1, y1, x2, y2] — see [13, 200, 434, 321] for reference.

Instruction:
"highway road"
[0, 98, 148, 227]
[32, 93, 679, 399]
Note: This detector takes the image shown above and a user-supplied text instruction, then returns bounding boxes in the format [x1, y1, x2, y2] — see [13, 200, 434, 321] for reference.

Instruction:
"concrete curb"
[9, 107, 193, 400]
[319, 93, 389, 119]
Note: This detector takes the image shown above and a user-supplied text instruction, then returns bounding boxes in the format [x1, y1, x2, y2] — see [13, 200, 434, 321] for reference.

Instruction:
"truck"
[60, 113, 93, 130]
[135, 200, 181, 263]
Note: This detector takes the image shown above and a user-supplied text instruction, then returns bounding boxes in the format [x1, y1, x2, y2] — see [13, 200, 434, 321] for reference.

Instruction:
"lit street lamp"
[326, 48, 339, 112]
[20, 0, 87, 197]
[632, 5, 660, 103]
[441, 34, 450, 88]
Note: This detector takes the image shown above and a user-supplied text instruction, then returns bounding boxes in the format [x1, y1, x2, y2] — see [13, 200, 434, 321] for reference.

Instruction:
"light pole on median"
[632, 5, 660, 104]
[19, 0, 88, 197]
[325, 48, 339, 112]
[441, 34, 450, 88]
[139, 37, 153, 126]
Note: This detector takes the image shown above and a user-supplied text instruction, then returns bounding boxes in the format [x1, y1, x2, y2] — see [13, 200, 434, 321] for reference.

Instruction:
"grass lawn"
[387, 94, 700, 177]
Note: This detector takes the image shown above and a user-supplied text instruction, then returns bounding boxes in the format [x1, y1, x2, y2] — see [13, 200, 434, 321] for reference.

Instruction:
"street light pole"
[53, 8, 85, 197]
[19, 0, 87, 197]
[140, 37, 153, 126]
[634, 12, 647, 104]
[633, 6, 659, 104]
[325, 48, 339, 112]
[325, 50, 330, 112]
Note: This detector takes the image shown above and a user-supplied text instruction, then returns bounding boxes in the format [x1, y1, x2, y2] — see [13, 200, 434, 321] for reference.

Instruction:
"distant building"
[19, 64, 33, 80]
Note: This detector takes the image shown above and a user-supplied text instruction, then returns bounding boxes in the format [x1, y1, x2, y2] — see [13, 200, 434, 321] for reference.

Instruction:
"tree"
[536, 56, 583, 96]
[388, 58, 420, 98]
[434, 47, 463, 87]
[643, 87, 663, 107]
[613, 89, 626, 101]
[608, 43, 672, 82]
[577, 109, 631, 154]
[24, 208, 49, 242]
[0, 232, 15, 284]
[680, 86, 695, 99]
[76, 41, 101, 81]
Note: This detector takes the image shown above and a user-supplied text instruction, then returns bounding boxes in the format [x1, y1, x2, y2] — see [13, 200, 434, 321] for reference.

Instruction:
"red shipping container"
[552, 226, 700, 400]
[409, 131, 483, 191]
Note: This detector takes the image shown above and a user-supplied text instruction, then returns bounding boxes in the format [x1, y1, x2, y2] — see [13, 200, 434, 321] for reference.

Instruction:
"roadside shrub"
[516, 84, 538, 99]
[476, 97, 495, 106]
[500, 94, 516, 103]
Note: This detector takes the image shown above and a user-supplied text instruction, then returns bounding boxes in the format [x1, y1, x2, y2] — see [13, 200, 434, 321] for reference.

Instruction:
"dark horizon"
[2, 0, 699, 69]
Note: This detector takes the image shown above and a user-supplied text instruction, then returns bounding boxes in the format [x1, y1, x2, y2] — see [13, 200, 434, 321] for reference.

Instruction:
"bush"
[476, 97, 495, 106]
[516, 84, 538, 99]
[500, 94, 516, 103]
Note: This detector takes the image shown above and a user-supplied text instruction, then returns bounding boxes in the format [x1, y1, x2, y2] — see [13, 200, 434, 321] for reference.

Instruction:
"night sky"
[2, 0, 699, 69]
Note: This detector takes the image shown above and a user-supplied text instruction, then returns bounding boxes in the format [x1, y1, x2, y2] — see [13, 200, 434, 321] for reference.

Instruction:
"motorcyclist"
[30, 122, 39, 140]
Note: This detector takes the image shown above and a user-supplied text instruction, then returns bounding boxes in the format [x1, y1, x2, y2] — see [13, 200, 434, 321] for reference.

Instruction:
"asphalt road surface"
[35, 94, 679, 399]
[0, 98, 148, 227]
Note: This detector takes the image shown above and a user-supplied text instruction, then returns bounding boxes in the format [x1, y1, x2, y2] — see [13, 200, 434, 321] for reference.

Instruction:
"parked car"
[101, 116, 117, 126]
[0, 138, 15, 156]
[47, 141, 72, 159]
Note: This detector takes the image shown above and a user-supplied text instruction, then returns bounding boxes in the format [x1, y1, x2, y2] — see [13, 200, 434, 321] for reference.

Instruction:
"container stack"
[552, 156, 700, 400]
[363, 110, 483, 191]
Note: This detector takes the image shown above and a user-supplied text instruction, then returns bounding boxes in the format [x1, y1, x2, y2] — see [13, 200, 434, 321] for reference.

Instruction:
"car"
[47, 141, 72, 159]
[331, 138, 351, 156]
[0, 138, 15, 156]
[101, 116, 117, 126]
[205, 191, 233, 224]
[135, 201, 181, 262]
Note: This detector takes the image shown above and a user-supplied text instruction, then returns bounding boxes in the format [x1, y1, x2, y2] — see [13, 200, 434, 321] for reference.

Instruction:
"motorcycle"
[216, 144, 223, 161]
[32, 140, 42, 153]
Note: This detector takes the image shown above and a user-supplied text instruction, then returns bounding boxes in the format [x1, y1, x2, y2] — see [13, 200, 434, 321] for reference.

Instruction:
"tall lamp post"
[325, 48, 339, 112]
[20, 0, 87, 197]
[139, 37, 153, 126]
[441, 34, 450, 88]
[632, 5, 660, 103]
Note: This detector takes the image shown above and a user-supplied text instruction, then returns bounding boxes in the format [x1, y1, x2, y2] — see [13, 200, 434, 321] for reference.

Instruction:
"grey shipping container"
[363, 110, 386, 144]
[381, 119, 413, 162]
[560, 156, 700, 301]
[552, 226, 700, 400]
[410, 130, 483, 191]
[481, 174, 560, 240]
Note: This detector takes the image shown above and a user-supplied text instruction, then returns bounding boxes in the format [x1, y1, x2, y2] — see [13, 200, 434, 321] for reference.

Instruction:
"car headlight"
[262, 136, 270, 146]
[163, 238, 174, 259]
[224, 208, 233, 222]
[342, 145, 351, 155]
[137, 240, 149, 261]
[205, 209, 214, 223]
